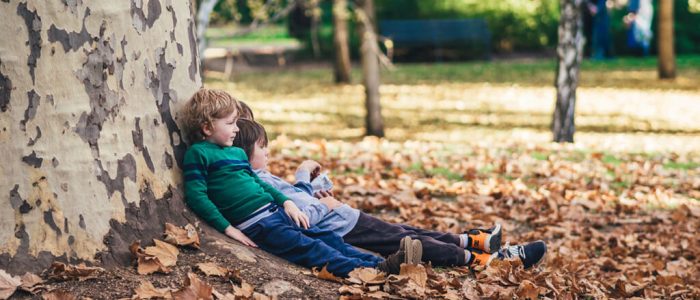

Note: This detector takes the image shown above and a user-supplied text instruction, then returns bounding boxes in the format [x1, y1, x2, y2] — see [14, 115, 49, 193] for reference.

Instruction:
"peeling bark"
[0, 0, 201, 274]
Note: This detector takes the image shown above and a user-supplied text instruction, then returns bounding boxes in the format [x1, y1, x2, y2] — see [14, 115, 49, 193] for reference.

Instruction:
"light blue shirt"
[254, 169, 360, 237]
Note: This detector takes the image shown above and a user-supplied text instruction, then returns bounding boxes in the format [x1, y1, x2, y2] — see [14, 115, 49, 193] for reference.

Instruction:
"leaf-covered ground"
[265, 136, 700, 299]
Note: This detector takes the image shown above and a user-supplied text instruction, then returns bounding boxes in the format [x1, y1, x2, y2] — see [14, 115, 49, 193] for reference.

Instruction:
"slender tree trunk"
[0, 0, 201, 273]
[658, 0, 676, 79]
[196, 0, 219, 73]
[552, 0, 585, 143]
[355, 0, 384, 137]
[333, 0, 352, 83]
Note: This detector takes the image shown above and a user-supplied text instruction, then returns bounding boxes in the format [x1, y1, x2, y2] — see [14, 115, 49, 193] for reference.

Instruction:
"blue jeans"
[242, 209, 383, 277]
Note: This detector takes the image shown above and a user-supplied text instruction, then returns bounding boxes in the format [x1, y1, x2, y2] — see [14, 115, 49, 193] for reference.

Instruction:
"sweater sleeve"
[252, 172, 289, 206]
[183, 148, 231, 233]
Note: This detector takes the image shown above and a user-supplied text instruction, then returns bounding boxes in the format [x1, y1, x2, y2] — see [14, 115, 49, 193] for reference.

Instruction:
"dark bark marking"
[47, 8, 92, 52]
[10, 185, 23, 210]
[17, 2, 42, 84]
[67, 235, 75, 245]
[46, 94, 54, 106]
[52, 157, 59, 167]
[176, 43, 183, 55]
[131, 0, 162, 32]
[62, 0, 82, 15]
[64, 217, 69, 233]
[74, 22, 123, 155]
[147, 46, 186, 169]
[167, 2, 177, 42]
[20, 90, 40, 131]
[187, 20, 198, 81]
[44, 210, 62, 236]
[19, 200, 32, 214]
[95, 154, 137, 205]
[143, 147, 155, 172]
[28, 126, 42, 146]
[22, 151, 43, 168]
[163, 151, 173, 169]
[79, 214, 86, 229]
[0, 60, 12, 112]
[132, 117, 155, 172]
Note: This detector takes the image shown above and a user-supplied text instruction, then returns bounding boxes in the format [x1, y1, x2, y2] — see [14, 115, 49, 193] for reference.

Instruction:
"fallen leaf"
[347, 268, 385, 285]
[233, 281, 254, 298]
[212, 289, 235, 300]
[144, 240, 179, 267]
[0, 269, 21, 300]
[164, 223, 200, 249]
[399, 264, 427, 288]
[312, 266, 342, 283]
[171, 273, 212, 300]
[133, 281, 172, 299]
[19, 272, 44, 294]
[515, 280, 540, 300]
[338, 285, 365, 295]
[196, 263, 229, 277]
[130, 241, 172, 275]
[46, 262, 103, 282]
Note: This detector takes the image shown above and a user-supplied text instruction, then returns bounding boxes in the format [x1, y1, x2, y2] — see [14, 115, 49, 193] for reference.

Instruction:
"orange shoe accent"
[469, 231, 488, 251]
[471, 251, 492, 267]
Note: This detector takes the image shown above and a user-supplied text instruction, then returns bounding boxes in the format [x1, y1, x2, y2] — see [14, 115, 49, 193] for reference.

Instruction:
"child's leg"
[242, 210, 376, 277]
[343, 212, 467, 267]
[302, 226, 384, 264]
[396, 224, 461, 246]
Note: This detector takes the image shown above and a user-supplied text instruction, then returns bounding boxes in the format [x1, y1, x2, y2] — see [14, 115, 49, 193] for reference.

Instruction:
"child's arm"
[183, 150, 231, 233]
[250, 172, 310, 228]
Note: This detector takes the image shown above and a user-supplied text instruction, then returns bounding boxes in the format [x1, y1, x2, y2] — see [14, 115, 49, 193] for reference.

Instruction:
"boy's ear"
[201, 122, 213, 137]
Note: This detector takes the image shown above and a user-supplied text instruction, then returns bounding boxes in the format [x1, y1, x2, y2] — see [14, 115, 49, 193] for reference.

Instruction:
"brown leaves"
[0, 269, 21, 300]
[196, 263, 241, 282]
[47, 262, 104, 282]
[133, 281, 173, 299]
[130, 240, 179, 275]
[311, 266, 342, 283]
[171, 273, 213, 300]
[164, 223, 200, 249]
[19, 272, 45, 294]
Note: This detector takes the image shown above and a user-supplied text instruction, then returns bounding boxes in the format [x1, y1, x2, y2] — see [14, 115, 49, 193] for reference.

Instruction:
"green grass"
[427, 167, 464, 181]
[531, 152, 549, 161]
[602, 154, 623, 165]
[663, 161, 700, 170]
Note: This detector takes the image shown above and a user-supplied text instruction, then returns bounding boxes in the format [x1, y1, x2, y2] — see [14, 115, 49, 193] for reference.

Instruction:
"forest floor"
[4, 57, 699, 299]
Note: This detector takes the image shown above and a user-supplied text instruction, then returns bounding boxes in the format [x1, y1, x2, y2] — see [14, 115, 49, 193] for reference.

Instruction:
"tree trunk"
[196, 0, 219, 74]
[552, 0, 585, 143]
[355, 0, 384, 137]
[332, 0, 352, 83]
[0, 0, 202, 273]
[658, 0, 676, 79]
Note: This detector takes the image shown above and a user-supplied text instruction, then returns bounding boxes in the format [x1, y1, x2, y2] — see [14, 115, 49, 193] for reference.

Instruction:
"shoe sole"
[484, 223, 502, 253]
[410, 239, 423, 265]
[402, 236, 413, 264]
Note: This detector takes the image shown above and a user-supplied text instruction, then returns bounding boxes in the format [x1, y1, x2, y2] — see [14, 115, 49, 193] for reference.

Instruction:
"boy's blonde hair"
[182, 89, 241, 143]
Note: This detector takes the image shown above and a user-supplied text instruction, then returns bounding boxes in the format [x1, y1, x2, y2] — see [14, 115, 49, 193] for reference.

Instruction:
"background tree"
[333, 0, 352, 83]
[0, 0, 202, 273]
[354, 0, 384, 137]
[658, 0, 676, 79]
[552, 0, 585, 143]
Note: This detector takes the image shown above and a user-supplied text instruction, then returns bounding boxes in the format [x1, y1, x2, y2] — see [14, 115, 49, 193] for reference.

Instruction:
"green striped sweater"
[183, 141, 288, 232]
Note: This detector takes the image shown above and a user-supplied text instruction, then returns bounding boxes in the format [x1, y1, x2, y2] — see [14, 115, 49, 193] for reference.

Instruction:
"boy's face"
[249, 140, 269, 170]
[203, 111, 239, 147]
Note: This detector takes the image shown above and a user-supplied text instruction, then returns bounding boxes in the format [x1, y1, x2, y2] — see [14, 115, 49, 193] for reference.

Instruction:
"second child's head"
[232, 119, 269, 170]
[182, 89, 241, 147]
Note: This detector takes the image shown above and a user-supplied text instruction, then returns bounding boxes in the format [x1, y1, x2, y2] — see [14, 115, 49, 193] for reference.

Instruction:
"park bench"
[379, 19, 491, 61]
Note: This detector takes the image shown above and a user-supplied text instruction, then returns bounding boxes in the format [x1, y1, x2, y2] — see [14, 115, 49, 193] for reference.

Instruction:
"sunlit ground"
[205, 55, 700, 154]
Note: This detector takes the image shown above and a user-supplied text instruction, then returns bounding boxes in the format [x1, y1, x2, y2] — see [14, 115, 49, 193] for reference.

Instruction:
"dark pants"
[343, 212, 467, 267]
[242, 209, 383, 277]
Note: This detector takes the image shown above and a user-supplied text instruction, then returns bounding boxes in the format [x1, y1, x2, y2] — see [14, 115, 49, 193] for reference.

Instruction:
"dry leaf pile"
[267, 137, 700, 299]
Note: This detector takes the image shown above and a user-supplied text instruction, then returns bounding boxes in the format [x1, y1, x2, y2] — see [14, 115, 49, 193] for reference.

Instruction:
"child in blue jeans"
[180, 89, 422, 277]
[232, 116, 547, 270]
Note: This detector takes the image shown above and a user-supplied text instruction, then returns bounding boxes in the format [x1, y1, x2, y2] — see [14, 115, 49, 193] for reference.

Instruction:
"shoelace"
[499, 242, 526, 260]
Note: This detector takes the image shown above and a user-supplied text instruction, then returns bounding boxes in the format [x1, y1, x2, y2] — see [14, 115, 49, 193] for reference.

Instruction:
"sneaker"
[466, 223, 502, 253]
[496, 240, 547, 269]
[378, 236, 423, 274]
[469, 249, 497, 267]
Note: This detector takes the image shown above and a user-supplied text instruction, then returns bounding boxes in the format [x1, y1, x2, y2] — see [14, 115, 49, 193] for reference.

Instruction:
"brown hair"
[232, 119, 268, 159]
[181, 89, 241, 143]
[239, 101, 255, 120]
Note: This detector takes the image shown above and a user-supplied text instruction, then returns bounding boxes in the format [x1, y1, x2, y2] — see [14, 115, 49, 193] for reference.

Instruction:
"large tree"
[354, 0, 384, 137]
[657, 0, 676, 79]
[552, 0, 585, 143]
[0, 0, 202, 273]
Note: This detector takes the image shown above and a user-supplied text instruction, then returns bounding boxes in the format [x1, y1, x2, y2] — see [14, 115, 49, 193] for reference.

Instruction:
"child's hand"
[319, 197, 342, 211]
[224, 226, 258, 247]
[283, 201, 310, 229]
[297, 160, 321, 180]
[314, 190, 334, 199]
